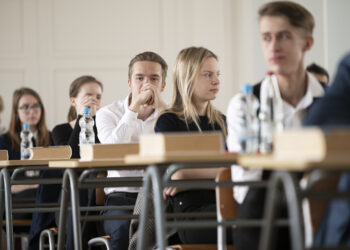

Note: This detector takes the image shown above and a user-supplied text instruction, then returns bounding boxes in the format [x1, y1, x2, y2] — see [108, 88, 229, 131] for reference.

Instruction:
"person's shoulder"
[157, 111, 179, 123]
[0, 132, 11, 148]
[52, 123, 71, 134]
[97, 99, 125, 117]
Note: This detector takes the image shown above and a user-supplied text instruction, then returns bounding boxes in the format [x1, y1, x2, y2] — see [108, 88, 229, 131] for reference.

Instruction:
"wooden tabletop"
[0, 159, 50, 167]
[124, 152, 238, 165]
[238, 154, 350, 171]
[49, 158, 143, 168]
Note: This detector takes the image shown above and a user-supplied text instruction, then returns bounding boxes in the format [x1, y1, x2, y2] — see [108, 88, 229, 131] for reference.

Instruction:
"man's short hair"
[307, 63, 329, 81]
[128, 51, 168, 83]
[258, 1, 315, 35]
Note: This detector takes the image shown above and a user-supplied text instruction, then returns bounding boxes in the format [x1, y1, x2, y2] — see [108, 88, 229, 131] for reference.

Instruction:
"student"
[226, 2, 326, 249]
[0, 87, 51, 235]
[304, 53, 350, 246]
[96, 51, 168, 250]
[154, 46, 231, 245]
[307, 63, 329, 85]
[0, 96, 6, 135]
[28, 75, 103, 250]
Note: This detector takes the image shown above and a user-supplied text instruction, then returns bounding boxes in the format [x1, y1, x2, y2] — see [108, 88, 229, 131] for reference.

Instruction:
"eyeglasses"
[18, 103, 42, 112]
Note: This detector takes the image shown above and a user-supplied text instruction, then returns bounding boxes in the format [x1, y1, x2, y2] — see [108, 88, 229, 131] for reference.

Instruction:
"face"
[71, 82, 102, 111]
[17, 94, 42, 127]
[259, 16, 313, 75]
[192, 57, 220, 104]
[128, 61, 165, 97]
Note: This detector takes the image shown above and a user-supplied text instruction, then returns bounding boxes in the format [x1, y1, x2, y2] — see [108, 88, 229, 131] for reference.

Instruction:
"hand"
[77, 96, 100, 116]
[163, 186, 185, 200]
[141, 83, 167, 111]
[129, 88, 153, 113]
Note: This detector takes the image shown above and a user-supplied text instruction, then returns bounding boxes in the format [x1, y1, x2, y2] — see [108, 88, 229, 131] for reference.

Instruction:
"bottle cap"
[23, 123, 29, 130]
[83, 107, 90, 115]
[241, 83, 253, 94]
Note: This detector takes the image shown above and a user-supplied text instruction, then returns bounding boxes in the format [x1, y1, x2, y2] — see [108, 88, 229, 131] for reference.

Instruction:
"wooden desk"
[238, 154, 350, 171]
[0, 159, 49, 167]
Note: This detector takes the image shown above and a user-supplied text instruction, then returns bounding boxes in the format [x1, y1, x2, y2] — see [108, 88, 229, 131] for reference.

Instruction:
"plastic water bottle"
[237, 83, 259, 154]
[20, 123, 33, 160]
[79, 108, 95, 150]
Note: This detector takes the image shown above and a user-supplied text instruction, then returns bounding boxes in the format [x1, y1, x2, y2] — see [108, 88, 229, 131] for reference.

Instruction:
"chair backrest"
[215, 168, 236, 220]
[307, 172, 340, 232]
[0, 150, 8, 160]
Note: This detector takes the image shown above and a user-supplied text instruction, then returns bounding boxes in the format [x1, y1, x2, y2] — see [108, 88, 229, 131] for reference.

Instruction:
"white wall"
[0, 0, 349, 131]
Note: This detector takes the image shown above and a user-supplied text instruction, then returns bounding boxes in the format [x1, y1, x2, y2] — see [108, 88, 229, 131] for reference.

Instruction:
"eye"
[262, 34, 271, 42]
[96, 95, 101, 100]
[136, 77, 143, 81]
[204, 73, 212, 78]
[151, 77, 159, 82]
[278, 32, 290, 41]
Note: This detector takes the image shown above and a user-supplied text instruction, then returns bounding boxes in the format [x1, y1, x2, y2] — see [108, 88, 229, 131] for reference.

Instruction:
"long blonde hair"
[166, 46, 226, 135]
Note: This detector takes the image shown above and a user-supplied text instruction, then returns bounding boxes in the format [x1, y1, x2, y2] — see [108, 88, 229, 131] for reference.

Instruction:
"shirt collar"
[294, 72, 325, 110]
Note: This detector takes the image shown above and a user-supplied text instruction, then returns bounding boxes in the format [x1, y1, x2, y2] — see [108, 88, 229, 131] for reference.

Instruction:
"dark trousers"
[102, 192, 137, 250]
[170, 189, 233, 244]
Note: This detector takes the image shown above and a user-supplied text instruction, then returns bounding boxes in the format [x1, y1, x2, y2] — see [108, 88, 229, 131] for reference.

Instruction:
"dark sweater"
[52, 115, 99, 158]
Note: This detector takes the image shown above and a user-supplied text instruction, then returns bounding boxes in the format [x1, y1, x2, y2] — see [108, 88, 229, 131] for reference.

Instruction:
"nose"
[212, 75, 220, 85]
[270, 36, 280, 51]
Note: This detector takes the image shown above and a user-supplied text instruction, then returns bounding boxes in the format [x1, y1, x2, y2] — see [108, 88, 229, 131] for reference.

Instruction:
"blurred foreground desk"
[238, 155, 350, 250]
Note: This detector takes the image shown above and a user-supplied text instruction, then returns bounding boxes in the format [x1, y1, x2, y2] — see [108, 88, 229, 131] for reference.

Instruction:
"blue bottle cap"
[241, 83, 253, 94]
[23, 123, 29, 130]
[83, 108, 90, 115]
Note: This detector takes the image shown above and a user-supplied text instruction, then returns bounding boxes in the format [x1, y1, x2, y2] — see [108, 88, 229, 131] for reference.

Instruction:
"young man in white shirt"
[96, 51, 168, 250]
[226, 2, 326, 249]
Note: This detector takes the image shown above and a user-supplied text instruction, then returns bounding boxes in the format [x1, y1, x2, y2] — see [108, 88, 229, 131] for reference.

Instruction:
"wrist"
[129, 102, 140, 113]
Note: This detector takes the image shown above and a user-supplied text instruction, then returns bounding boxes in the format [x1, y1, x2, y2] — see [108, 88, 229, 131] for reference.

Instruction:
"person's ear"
[303, 35, 314, 52]
[128, 79, 132, 91]
[161, 81, 166, 92]
[70, 97, 76, 107]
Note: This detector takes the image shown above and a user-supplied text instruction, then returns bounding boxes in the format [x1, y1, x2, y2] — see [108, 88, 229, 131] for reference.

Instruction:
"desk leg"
[57, 169, 82, 250]
[259, 171, 304, 250]
[137, 165, 166, 250]
[2, 168, 14, 250]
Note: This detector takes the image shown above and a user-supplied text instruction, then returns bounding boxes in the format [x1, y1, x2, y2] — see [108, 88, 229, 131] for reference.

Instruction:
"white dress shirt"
[227, 73, 325, 204]
[96, 95, 160, 194]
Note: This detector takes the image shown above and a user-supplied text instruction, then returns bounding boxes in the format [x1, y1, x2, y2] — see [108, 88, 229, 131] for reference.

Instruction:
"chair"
[301, 171, 340, 247]
[169, 168, 235, 250]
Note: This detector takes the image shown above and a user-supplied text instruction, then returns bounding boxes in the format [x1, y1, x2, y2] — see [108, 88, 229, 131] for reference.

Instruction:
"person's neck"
[29, 125, 37, 133]
[193, 100, 208, 116]
[276, 66, 308, 108]
[69, 119, 76, 129]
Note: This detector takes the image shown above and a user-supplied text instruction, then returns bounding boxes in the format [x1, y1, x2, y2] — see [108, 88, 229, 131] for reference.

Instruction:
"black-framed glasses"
[18, 103, 42, 112]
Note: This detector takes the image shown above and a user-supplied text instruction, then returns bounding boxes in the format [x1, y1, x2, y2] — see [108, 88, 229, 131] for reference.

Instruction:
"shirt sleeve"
[226, 94, 263, 204]
[96, 106, 138, 144]
[226, 94, 242, 153]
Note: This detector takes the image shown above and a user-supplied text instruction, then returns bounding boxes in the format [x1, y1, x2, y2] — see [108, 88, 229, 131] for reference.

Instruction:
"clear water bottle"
[79, 108, 95, 149]
[237, 83, 259, 154]
[259, 73, 274, 154]
[20, 123, 33, 160]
